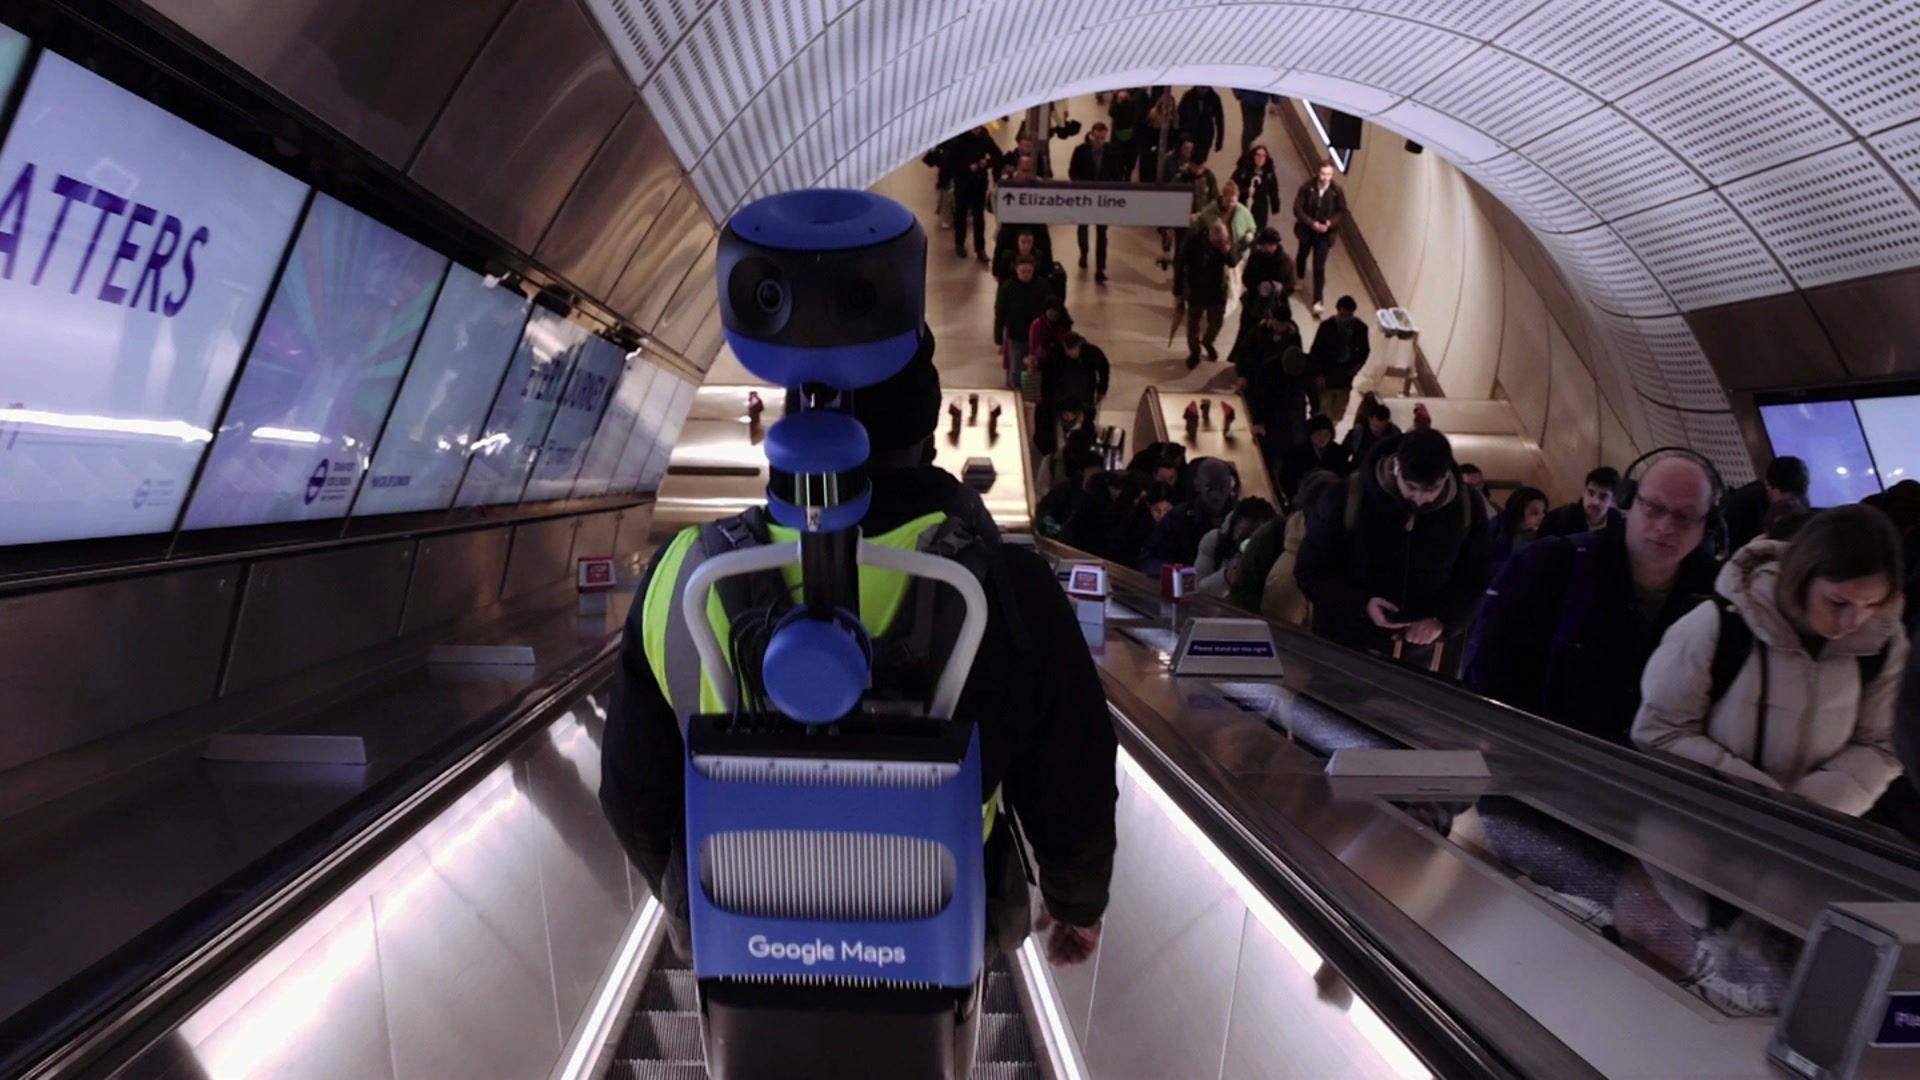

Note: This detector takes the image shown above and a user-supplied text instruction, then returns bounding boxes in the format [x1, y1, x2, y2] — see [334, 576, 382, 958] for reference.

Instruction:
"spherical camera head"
[717, 189, 926, 391]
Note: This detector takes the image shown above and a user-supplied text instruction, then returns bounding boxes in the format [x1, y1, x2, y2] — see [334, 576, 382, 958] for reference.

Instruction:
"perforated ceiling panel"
[588, 0, 1920, 470]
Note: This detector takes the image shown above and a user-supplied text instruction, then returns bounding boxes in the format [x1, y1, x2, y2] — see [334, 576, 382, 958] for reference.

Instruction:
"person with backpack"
[1293, 429, 1493, 669]
[603, 329, 1117, 963]
[1633, 504, 1908, 815]
[1464, 454, 1721, 743]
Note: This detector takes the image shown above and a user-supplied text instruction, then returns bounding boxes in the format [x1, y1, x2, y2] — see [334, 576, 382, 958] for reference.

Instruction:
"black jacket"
[601, 466, 1119, 927]
[1178, 86, 1226, 154]
[1342, 419, 1399, 463]
[1278, 439, 1350, 501]
[1293, 179, 1348, 235]
[948, 129, 1002, 194]
[1463, 522, 1717, 743]
[1239, 246, 1295, 305]
[1232, 159, 1282, 222]
[1310, 317, 1370, 389]
[1294, 438, 1493, 652]
[1720, 480, 1773, 553]
[1537, 502, 1624, 539]
[1068, 141, 1123, 183]
[1180, 230, 1239, 306]
[994, 275, 1050, 345]
[1042, 343, 1110, 408]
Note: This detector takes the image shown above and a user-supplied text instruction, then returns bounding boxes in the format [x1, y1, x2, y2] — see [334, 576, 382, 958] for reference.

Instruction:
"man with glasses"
[1294, 428, 1493, 670]
[1464, 455, 1721, 744]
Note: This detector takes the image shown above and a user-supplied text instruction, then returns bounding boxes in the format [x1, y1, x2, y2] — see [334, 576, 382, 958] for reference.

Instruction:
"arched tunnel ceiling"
[585, 0, 1920, 478]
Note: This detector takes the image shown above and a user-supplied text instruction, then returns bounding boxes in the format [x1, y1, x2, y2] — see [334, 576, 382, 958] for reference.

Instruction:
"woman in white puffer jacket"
[1633, 505, 1907, 815]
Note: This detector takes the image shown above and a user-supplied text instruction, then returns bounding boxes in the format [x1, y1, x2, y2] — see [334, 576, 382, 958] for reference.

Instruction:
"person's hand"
[1036, 910, 1102, 966]
[1315, 221, 1329, 233]
[1366, 597, 1407, 630]
[1251, 423, 1267, 438]
[1404, 617, 1443, 646]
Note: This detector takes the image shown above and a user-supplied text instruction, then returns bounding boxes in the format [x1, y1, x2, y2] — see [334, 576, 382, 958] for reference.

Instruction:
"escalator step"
[642, 967, 700, 1011]
[609, 1062, 708, 1080]
[982, 971, 1019, 1013]
[618, 1010, 705, 1062]
[971, 1064, 1042, 1079]
[975, 1012, 1034, 1063]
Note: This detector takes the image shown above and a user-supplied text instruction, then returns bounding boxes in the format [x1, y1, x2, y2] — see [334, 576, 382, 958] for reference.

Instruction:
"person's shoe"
[1185, 353, 1201, 370]
[1078, 254, 1088, 269]
[1204, 343, 1218, 361]
[1095, 270, 1108, 284]
[1312, 301, 1326, 317]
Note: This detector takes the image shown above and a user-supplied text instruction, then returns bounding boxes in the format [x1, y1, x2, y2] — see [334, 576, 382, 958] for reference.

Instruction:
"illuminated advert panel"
[0, 52, 307, 544]
[571, 359, 656, 499]
[353, 264, 531, 517]
[183, 193, 447, 529]
[521, 332, 625, 502]
[455, 307, 588, 507]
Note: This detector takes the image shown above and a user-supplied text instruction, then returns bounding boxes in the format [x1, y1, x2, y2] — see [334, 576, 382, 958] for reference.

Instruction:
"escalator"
[610, 957, 1046, 1079]
[1132, 386, 1281, 506]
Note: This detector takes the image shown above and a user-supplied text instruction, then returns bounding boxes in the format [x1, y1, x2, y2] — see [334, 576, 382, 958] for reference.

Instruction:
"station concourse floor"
[706, 92, 1384, 441]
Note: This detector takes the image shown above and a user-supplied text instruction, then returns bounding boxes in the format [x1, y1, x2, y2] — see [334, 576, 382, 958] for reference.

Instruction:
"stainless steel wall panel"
[371, 770, 560, 1078]
[650, 237, 718, 352]
[1079, 770, 1243, 1080]
[224, 541, 414, 695]
[608, 182, 715, 330]
[143, 0, 513, 167]
[407, 0, 632, 251]
[1219, 908, 1405, 1079]
[400, 526, 512, 635]
[1804, 268, 1920, 380]
[0, 565, 236, 775]
[501, 515, 582, 601]
[521, 707, 636, 1028]
[572, 510, 621, 565]
[536, 104, 684, 300]
[612, 504, 655, 577]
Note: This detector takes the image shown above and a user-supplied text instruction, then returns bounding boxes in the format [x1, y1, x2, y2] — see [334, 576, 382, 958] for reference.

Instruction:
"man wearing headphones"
[1463, 451, 1722, 745]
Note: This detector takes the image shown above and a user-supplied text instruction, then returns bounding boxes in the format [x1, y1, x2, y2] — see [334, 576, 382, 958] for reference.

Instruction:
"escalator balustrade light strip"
[1016, 938, 1089, 1080]
[1117, 750, 1429, 1080]
[557, 897, 663, 1080]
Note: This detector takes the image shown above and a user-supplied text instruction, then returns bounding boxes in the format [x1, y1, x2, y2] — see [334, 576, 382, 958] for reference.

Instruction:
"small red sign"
[577, 555, 616, 592]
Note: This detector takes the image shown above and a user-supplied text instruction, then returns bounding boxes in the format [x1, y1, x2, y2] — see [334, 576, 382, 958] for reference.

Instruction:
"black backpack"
[1704, 595, 1891, 765]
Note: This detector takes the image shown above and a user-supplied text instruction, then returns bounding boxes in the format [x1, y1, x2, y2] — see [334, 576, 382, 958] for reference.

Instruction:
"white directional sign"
[993, 182, 1193, 227]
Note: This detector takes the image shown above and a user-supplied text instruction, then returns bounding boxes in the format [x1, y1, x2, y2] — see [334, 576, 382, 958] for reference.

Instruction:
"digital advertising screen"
[637, 377, 697, 493]
[1759, 399, 1882, 507]
[571, 360, 657, 499]
[454, 307, 588, 507]
[521, 332, 625, 502]
[352, 265, 531, 517]
[0, 52, 308, 545]
[608, 369, 682, 493]
[182, 193, 447, 529]
[1850, 395, 1920, 491]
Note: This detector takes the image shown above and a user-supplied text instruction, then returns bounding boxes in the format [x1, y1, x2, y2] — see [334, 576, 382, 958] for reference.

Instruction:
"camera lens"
[755, 279, 784, 313]
[839, 277, 876, 318]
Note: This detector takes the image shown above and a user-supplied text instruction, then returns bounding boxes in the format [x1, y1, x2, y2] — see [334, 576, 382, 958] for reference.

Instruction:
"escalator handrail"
[15, 637, 623, 1080]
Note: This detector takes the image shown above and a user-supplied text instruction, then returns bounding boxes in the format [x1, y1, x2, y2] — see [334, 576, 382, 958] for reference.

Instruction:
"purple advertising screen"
[454, 308, 587, 507]
[182, 194, 447, 528]
[1759, 399, 1881, 507]
[0, 51, 308, 544]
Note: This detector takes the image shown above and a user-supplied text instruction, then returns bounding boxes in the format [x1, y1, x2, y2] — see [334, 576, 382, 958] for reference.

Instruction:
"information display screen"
[353, 265, 530, 517]
[0, 53, 308, 544]
[1851, 395, 1920, 491]
[637, 377, 697, 493]
[609, 370, 682, 493]
[522, 332, 625, 502]
[455, 308, 587, 507]
[183, 194, 447, 529]
[1759, 400, 1882, 507]
[572, 360, 656, 499]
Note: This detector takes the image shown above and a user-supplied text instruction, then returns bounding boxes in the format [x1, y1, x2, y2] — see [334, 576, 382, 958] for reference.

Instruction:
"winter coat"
[1632, 540, 1908, 815]
[1232, 159, 1283, 225]
[1186, 168, 1221, 214]
[1464, 521, 1718, 744]
[948, 129, 1001, 195]
[1068, 141, 1124, 183]
[1138, 500, 1223, 575]
[1180, 231, 1239, 306]
[1341, 420, 1399, 464]
[1537, 501, 1625, 539]
[1177, 86, 1226, 153]
[1239, 245, 1295, 305]
[1293, 438, 1494, 653]
[1041, 344, 1109, 411]
[1292, 178, 1348, 237]
[993, 276, 1049, 346]
[1195, 201, 1257, 251]
[1277, 440, 1350, 502]
[1309, 316, 1371, 390]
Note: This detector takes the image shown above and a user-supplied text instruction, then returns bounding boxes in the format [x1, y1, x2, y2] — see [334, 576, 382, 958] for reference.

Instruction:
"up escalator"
[1132, 386, 1281, 505]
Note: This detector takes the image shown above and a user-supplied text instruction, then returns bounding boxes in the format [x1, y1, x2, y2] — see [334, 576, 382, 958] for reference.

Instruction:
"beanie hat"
[850, 325, 941, 454]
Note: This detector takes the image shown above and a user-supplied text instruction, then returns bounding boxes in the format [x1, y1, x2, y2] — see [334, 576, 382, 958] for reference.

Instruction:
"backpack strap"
[1341, 470, 1365, 536]
[1861, 643, 1893, 688]
[1706, 595, 1754, 706]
